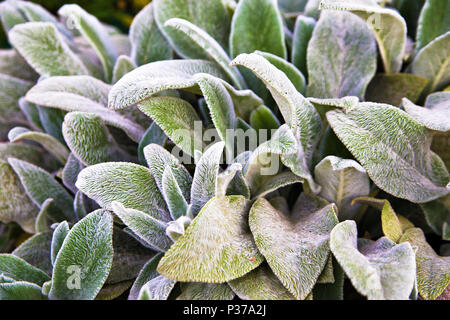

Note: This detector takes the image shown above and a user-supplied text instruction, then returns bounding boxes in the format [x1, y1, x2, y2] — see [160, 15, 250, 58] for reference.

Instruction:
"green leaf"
[320, 0, 407, 74]
[108, 59, 228, 110]
[252, 172, 303, 199]
[230, 0, 286, 59]
[0, 74, 33, 125]
[249, 198, 338, 299]
[62, 112, 131, 165]
[0, 0, 27, 33]
[165, 18, 245, 89]
[8, 127, 69, 164]
[138, 96, 205, 157]
[353, 197, 412, 243]
[138, 122, 167, 166]
[411, 31, 450, 93]
[420, 197, 450, 240]
[61, 154, 83, 194]
[130, 3, 171, 66]
[330, 220, 416, 300]
[0, 49, 38, 81]
[129, 253, 164, 300]
[0, 281, 45, 300]
[157, 196, 264, 282]
[177, 283, 235, 300]
[306, 10, 376, 99]
[18, 98, 43, 131]
[95, 281, 132, 300]
[402, 95, 450, 132]
[143, 143, 192, 203]
[154, 0, 230, 59]
[231, 53, 322, 167]
[229, 264, 296, 300]
[190, 142, 225, 216]
[312, 257, 344, 300]
[0, 254, 50, 286]
[76, 162, 170, 222]
[111, 202, 172, 253]
[416, 0, 450, 52]
[327, 104, 450, 203]
[399, 227, 450, 300]
[34, 198, 52, 233]
[138, 275, 176, 300]
[244, 124, 297, 191]
[162, 166, 189, 220]
[36, 107, 66, 144]
[278, 0, 308, 12]
[292, 15, 316, 77]
[250, 105, 280, 131]
[25, 75, 145, 142]
[8, 158, 75, 222]
[314, 156, 370, 220]
[0, 160, 38, 233]
[50, 209, 113, 300]
[112, 55, 136, 84]
[59, 4, 118, 82]
[255, 50, 306, 94]
[8, 22, 88, 76]
[51, 221, 69, 267]
[366, 73, 429, 106]
[12, 232, 53, 276]
[195, 73, 236, 154]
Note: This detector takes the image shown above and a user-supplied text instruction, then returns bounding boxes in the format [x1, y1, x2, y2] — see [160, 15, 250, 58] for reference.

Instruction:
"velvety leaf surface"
[228, 264, 296, 300]
[0, 160, 39, 233]
[327, 104, 450, 203]
[0, 281, 45, 300]
[8, 22, 88, 76]
[13, 232, 53, 276]
[320, 0, 407, 74]
[138, 96, 205, 157]
[165, 18, 245, 89]
[62, 112, 131, 165]
[249, 198, 338, 299]
[51, 221, 69, 267]
[157, 196, 264, 282]
[25, 76, 144, 142]
[411, 32, 450, 93]
[0, 74, 33, 125]
[416, 0, 450, 52]
[8, 127, 69, 164]
[0, 254, 50, 286]
[400, 228, 450, 300]
[154, 0, 230, 59]
[8, 158, 75, 222]
[130, 3, 171, 66]
[108, 59, 227, 110]
[138, 275, 176, 300]
[177, 283, 235, 300]
[190, 142, 225, 216]
[111, 202, 172, 253]
[314, 156, 370, 220]
[50, 210, 113, 300]
[112, 55, 136, 84]
[402, 93, 450, 132]
[162, 166, 189, 220]
[59, 4, 118, 82]
[330, 220, 416, 300]
[306, 10, 376, 99]
[76, 162, 170, 221]
[128, 253, 163, 300]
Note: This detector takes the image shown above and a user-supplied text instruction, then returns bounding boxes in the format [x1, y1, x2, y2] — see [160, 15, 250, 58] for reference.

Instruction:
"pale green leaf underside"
[177, 283, 235, 300]
[330, 220, 416, 300]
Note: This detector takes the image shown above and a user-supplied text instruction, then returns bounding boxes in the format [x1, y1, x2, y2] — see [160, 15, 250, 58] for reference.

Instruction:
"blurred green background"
[1, 0, 152, 47]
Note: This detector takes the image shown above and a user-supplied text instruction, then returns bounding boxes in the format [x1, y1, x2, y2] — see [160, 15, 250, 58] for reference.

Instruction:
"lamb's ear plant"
[0, 0, 449, 300]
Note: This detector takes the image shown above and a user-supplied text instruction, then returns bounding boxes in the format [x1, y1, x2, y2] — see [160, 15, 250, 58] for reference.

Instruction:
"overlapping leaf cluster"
[0, 0, 448, 300]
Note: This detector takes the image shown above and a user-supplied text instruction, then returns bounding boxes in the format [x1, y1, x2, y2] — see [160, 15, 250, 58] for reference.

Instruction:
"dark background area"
[0, 0, 152, 47]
